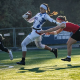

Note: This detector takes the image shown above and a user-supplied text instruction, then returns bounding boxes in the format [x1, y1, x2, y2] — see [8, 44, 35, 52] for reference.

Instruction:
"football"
[22, 11, 32, 20]
[25, 11, 32, 19]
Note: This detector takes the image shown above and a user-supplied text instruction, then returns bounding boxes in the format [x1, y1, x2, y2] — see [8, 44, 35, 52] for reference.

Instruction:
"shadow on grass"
[17, 64, 80, 73]
[18, 67, 45, 73]
[55, 64, 80, 70]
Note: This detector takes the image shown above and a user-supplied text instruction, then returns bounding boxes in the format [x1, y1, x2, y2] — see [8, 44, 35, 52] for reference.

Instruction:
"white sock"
[67, 56, 71, 58]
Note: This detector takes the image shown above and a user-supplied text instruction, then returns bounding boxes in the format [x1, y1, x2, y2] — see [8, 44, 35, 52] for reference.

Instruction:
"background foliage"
[0, 0, 80, 28]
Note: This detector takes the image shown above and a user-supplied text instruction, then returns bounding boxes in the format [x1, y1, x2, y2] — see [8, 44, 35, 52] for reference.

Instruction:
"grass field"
[0, 48, 80, 80]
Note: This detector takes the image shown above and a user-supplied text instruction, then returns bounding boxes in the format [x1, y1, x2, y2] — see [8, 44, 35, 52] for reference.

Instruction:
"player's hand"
[45, 32, 50, 35]
[40, 30, 45, 34]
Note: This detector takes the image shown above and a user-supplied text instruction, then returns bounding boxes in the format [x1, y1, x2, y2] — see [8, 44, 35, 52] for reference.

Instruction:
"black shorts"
[0, 41, 8, 52]
[71, 28, 80, 41]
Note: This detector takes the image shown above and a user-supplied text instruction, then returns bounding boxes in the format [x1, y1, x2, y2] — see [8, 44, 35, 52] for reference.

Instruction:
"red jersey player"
[40, 16, 80, 62]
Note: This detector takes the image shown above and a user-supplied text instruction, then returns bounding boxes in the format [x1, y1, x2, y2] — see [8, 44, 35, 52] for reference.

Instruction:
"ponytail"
[49, 11, 58, 16]
[43, 3, 58, 16]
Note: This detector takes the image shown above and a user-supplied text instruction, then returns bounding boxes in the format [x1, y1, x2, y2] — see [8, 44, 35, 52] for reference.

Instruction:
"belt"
[32, 27, 41, 30]
[35, 31, 42, 35]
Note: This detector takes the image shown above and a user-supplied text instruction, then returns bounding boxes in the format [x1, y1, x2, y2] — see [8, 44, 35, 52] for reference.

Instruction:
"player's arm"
[45, 14, 61, 26]
[45, 14, 56, 23]
[27, 17, 35, 23]
[22, 11, 34, 23]
[47, 28, 63, 35]
[22, 15, 35, 23]
[40, 23, 65, 33]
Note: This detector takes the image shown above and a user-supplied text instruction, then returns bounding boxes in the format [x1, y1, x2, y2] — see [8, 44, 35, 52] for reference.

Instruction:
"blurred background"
[0, 0, 80, 50]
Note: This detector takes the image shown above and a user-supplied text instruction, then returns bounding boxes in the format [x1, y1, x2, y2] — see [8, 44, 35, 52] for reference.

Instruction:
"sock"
[67, 56, 71, 58]
[22, 57, 25, 61]
[51, 48, 52, 51]
[51, 48, 54, 52]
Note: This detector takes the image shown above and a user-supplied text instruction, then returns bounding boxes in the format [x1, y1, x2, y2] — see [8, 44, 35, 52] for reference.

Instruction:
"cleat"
[51, 48, 58, 58]
[16, 61, 25, 65]
[9, 50, 13, 60]
[61, 57, 71, 62]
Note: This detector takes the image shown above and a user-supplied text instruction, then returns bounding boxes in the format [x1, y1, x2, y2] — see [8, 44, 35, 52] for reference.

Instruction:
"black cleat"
[61, 57, 71, 62]
[16, 60, 25, 65]
[51, 48, 58, 58]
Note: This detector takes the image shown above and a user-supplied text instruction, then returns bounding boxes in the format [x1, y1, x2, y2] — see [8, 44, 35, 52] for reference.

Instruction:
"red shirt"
[63, 22, 79, 33]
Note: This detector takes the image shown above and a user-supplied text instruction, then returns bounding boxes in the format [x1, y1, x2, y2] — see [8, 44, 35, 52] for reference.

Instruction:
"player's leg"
[61, 37, 77, 62]
[35, 36, 58, 58]
[35, 36, 51, 50]
[16, 37, 32, 65]
[0, 41, 13, 60]
[16, 31, 40, 65]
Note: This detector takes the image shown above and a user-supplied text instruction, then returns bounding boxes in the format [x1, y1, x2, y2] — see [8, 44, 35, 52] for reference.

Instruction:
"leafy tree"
[0, 0, 80, 28]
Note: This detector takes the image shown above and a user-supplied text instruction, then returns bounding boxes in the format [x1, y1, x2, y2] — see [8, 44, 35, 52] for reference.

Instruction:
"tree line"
[0, 0, 80, 28]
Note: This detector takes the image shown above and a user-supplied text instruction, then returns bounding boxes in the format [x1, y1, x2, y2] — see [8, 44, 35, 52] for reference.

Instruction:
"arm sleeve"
[27, 16, 35, 23]
[27, 13, 39, 23]
[44, 14, 56, 23]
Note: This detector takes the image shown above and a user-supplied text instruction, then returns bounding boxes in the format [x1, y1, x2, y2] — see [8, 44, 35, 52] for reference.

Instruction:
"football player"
[40, 15, 80, 62]
[16, 3, 59, 65]
[0, 34, 13, 60]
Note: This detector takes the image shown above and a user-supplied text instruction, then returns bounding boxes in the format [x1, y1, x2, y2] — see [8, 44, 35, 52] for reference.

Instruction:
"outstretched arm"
[47, 28, 63, 35]
[45, 14, 61, 26]
[40, 23, 65, 33]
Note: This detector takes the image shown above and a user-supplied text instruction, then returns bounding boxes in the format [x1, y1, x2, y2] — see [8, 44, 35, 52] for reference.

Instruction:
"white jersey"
[28, 12, 56, 29]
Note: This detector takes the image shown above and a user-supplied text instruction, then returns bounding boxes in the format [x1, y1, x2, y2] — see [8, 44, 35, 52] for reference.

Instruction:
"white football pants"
[21, 30, 45, 51]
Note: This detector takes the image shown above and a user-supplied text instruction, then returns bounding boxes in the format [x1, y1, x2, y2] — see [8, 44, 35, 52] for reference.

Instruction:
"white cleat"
[9, 50, 13, 60]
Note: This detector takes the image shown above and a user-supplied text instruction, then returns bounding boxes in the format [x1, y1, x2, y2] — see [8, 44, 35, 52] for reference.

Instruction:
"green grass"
[0, 48, 80, 80]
